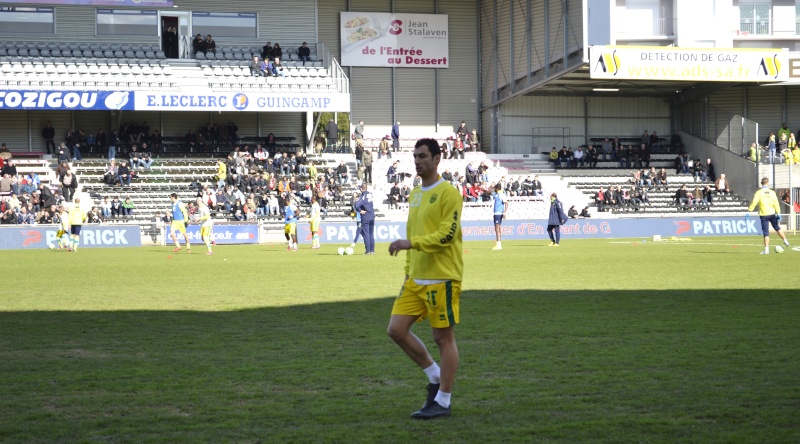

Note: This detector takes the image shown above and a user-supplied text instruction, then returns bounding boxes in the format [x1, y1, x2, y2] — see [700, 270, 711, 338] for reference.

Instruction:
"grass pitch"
[1, 237, 799, 443]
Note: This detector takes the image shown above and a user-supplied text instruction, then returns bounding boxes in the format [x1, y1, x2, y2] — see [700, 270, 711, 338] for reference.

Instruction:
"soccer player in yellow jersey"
[388, 138, 463, 419]
[748, 177, 790, 254]
[196, 197, 214, 255]
[309, 195, 321, 249]
[67, 198, 87, 252]
[169, 193, 191, 252]
[55, 205, 70, 250]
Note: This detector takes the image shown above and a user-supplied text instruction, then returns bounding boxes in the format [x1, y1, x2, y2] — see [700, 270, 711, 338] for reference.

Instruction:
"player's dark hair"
[494, 183, 502, 191]
[415, 138, 441, 158]
[170, 193, 178, 199]
[761, 177, 769, 185]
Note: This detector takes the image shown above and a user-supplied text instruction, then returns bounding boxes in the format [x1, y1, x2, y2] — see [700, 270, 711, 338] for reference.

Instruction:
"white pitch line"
[606, 241, 767, 247]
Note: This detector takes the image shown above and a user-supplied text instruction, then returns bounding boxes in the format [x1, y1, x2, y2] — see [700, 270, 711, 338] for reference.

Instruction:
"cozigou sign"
[340, 12, 448, 68]
[172, 224, 258, 245]
[0, 91, 133, 111]
[299, 217, 762, 244]
[0, 225, 141, 250]
[589, 46, 787, 82]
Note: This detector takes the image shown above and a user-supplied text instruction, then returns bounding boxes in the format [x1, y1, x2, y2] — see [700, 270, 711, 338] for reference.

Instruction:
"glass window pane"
[97, 9, 158, 36]
[0, 7, 54, 34]
[192, 12, 257, 38]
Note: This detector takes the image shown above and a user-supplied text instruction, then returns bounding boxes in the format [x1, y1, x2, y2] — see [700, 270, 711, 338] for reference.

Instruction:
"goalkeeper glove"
[777, 214, 782, 222]
[745, 213, 750, 221]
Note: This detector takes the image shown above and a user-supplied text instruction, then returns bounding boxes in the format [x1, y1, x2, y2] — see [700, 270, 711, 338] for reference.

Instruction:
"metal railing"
[317, 42, 349, 94]
[739, 18, 772, 36]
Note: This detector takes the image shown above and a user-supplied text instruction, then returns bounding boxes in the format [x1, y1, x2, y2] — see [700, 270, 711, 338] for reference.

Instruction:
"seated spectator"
[574, 146, 585, 167]
[87, 206, 102, 223]
[336, 161, 348, 183]
[595, 186, 606, 212]
[579, 206, 592, 218]
[103, 160, 119, 185]
[272, 43, 283, 60]
[138, 143, 154, 169]
[185, 129, 197, 151]
[693, 158, 706, 182]
[250, 56, 264, 77]
[117, 161, 132, 187]
[192, 34, 205, 56]
[671, 130, 684, 153]
[656, 168, 668, 190]
[254, 145, 268, 163]
[122, 197, 135, 217]
[714, 173, 731, 200]
[386, 162, 398, 184]
[204, 35, 216, 54]
[271, 57, 286, 77]
[557, 147, 569, 168]
[567, 205, 578, 219]
[531, 175, 543, 197]
[111, 196, 122, 218]
[16, 206, 35, 224]
[298, 42, 312, 65]
[101, 196, 112, 219]
[400, 184, 411, 202]
[262, 41, 273, 60]
[674, 184, 691, 209]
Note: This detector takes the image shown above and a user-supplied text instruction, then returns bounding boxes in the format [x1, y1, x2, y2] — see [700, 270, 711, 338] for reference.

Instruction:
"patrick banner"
[298, 217, 761, 244]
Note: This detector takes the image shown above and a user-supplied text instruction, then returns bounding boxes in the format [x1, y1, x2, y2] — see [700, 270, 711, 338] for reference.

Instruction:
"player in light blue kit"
[491, 183, 508, 250]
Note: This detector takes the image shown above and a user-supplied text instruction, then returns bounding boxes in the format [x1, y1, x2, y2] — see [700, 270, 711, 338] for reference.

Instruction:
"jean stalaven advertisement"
[340, 12, 448, 68]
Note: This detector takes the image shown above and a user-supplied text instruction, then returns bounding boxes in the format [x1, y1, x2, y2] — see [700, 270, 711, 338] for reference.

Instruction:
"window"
[0, 7, 54, 34]
[96, 9, 158, 36]
[192, 12, 257, 38]
[740, 2, 772, 35]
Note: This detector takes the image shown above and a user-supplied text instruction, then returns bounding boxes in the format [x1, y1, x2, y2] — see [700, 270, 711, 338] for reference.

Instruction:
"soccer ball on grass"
[775, 245, 784, 253]
[337, 247, 354, 255]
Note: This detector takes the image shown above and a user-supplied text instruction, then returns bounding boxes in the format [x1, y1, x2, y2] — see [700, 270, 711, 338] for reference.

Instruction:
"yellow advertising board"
[589, 46, 787, 82]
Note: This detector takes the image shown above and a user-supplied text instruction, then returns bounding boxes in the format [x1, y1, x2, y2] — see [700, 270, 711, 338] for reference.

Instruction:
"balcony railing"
[617, 18, 676, 37]
[739, 18, 772, 36]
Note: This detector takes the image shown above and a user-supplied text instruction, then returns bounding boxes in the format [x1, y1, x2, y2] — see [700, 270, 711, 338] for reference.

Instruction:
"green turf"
[1, 238, 799, 443]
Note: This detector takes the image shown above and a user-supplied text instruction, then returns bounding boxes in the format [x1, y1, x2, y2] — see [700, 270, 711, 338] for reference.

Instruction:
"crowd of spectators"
[187, 146, 353, 221]
[192, 34, 216, 56]
[545, 130, 685, 169]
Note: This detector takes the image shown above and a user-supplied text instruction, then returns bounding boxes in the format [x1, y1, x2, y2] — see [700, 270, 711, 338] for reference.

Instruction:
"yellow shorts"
[170, 220, 187, 234]
[310, 219, 319, 233]
[200, 225, 212, 239]
[391, 279, 461, 328]
[284, 222, 296, 235]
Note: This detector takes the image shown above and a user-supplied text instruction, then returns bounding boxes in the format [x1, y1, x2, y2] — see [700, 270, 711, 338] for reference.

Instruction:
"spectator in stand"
[530, 175, 543, 197]
[586, 145, 599, 168]
[641, 130, 650, 149]
[262, 41, 273, 60]
[85, 132, 97, 153]
[192, 34, 205, 56]
[354, 120, 365, 151]
[362, 148, 373, 185]
[138, 143, 153, 169]
[87, 206, 102, 224]
[595, 186, 606, 212]
[674, 184, 691, 210]
[456, 121, 469, 146]
[600, 138, 611, 161]
[271, 57, 286, 77]
[57, 143, 70, 164]
[378, 136, 391, 159]
[336, 161, 349, 183]
[298, 42, 312, 65]
[100, 196, 112, 219]
[453, 135, 465, 159]
[388, 182, 401, 209]
[250, 56, 264, 77]
[129, 145, 141, 168]
[557, 147, 569, 168]
[272, 43, 283, 60]
[204, 35, 216, 54]
[103, 160, 119, 185]
[185, 129, 197, 152]
[767, 133, 777, 163]
[693, 158, 706, 182]
[705, 159, 716, 182]
[627, 145, 639, 169]
[650, 131, 660, 153]
[42, 121, 56, 155]
[0, 174, 12, 197]
[325, 119, 338, 151]
[568, 205, 578, 219]
[715, 174, 731, 200]
[671, 130, 684, 154]
[117, 160, 132, 187]
[778, 122, 791, 142]
[391, 121, 400, 152]
[254, 145, 268, 164]
[574, 146, 585, 167]
[59, 169, 78, 202]
[469, 129, 480, 152]
[387, 161, 398, 184]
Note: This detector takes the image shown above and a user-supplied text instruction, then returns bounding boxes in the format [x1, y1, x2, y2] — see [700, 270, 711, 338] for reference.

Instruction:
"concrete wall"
[680, 131, 759, 198]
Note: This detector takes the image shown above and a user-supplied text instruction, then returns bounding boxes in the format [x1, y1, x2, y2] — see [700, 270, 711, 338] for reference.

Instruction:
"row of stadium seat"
[202, 65, 327, 78]
[1, 62, 173, 76]
[0, 48, 166, 60]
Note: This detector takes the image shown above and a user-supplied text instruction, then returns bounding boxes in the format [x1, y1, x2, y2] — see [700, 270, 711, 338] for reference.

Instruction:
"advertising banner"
[340, 12, 448, 68]
[0, 225, 141, 250]
[172, 224, 258, 245]
[0, 90, 134, 111]
[299, 217, 762, 245]
[0, 0, 172, 6]
[135, 92, 350, 112]
[589, 46, 787, 82]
